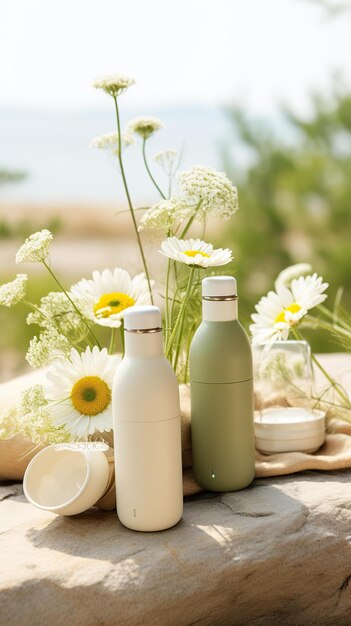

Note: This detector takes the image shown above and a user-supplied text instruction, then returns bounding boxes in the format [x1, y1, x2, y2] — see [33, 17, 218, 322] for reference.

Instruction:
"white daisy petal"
[43, 347, 119, 439]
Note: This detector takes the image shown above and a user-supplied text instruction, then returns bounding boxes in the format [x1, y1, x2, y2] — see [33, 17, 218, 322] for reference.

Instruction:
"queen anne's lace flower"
[0, 384, 70, 444]
[128, 116, 164, 139]
[16, 229, 53, 264]
[0, 274, 27, 306]
[138, 199, 192, 234]
[90, 131, 134, 154]
[93, 74, 135, 97]
[153, 149, 178, 173]
[176, 166, 239, 220]
[26, 329, 72, 368]
[27, 291, 87, 341]
[160, 237, 233, 268]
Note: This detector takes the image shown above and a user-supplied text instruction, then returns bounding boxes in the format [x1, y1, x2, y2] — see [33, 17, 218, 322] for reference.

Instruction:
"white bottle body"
[113, 332, 183, 531]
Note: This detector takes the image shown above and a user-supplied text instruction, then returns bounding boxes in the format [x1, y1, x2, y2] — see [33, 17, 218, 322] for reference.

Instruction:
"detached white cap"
[202, 276, 237, 298]
[124, 305, 162, 331]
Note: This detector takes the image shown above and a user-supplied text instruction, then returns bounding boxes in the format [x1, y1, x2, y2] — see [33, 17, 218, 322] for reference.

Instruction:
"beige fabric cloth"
[1, 355, 351, 498]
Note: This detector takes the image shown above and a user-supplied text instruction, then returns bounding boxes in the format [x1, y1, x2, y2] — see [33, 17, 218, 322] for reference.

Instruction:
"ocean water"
[0, 106, 240, 205]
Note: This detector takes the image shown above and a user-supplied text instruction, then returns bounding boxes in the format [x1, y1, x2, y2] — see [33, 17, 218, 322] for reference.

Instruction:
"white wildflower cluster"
[139, 165, 239, 235]
[93, 73, 135, 98]
[0, 274, 27, 307]
[153, 149, 178, 174]
[16, 229, 53, 264]
[176, 166, 239, 220]
[128, 116, 164, 140]
[26, 329, 72, 368]
[27, 291, 87, 341]
[139, 199, 192, 235]
[0, 384, 70, 445]
[90, 131, 134, 154]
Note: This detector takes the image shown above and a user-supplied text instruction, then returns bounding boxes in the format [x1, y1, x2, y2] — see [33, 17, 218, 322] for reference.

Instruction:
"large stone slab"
[1, 470, 351, 626]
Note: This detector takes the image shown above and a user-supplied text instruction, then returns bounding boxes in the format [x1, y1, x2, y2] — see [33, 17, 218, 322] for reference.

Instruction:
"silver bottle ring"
[202, 295, 239, 301]
[125, 327, 162, 334]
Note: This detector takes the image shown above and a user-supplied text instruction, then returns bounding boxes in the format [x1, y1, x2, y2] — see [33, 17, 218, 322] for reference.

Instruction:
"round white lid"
[202, 276, 237, 298]
[124, 305, 162, 331]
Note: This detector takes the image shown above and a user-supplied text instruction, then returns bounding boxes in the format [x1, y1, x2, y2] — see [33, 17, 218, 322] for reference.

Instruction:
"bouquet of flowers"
[0, 73, 238, 446]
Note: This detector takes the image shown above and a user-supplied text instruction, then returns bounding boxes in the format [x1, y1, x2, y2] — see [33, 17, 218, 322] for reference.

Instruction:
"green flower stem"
[292, 327, 351, 407]
[166, 267, 195, 359]
[164, 258, 172, 345]
[304, 314, 351, 338]
[179, 200, 203, 240]
[173, 272, 198, 372]
[109, 327, 116, 355]
[42, 260, 101, 349]
[183, 321, 196, 384]
[113, 96, 154, 305]
[23, 298, 49, 319]
[172, 302, 187, 371]
[179, 214, 196, 240]
[318, 304, 351, 331]
[22, 299, 84, 351]
[119, 322, 125, 357]
[311, 395, 351, 421]
[142, 138, 166, 199]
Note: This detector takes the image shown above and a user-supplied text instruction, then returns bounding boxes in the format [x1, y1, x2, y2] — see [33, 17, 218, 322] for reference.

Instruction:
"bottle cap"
[124, 305, 162, 332]
[202, 276, 237, 298]
[23, 443, 111, 516]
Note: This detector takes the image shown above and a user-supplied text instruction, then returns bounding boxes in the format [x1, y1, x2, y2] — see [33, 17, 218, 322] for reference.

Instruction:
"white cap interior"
[202, 276, 237, 298]
[124, 305, 162, 331]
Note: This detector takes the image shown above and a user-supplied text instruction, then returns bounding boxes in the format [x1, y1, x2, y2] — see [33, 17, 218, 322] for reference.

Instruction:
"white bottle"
[113, 305, 183, 531]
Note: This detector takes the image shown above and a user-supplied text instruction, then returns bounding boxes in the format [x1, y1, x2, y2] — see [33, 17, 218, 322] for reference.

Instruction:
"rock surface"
[1, 471, 351, 626]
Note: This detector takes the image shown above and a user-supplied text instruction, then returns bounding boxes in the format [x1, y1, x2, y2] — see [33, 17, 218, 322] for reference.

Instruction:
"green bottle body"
[190, 319, 255, 492]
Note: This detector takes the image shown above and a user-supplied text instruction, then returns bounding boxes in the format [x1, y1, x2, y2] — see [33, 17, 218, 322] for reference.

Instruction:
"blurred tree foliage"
[0, 168, 27, 185]
[223, 86, 351, 352]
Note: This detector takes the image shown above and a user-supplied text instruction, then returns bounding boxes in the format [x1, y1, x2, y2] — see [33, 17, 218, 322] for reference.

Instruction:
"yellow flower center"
[184, 250, 210, 258]
[275, 302, 302, 324]
[93, 292, 135, 319]
[71, 375, 111, 416]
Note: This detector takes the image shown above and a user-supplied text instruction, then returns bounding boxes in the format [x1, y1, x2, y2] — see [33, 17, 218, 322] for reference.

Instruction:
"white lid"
[202, 276, 237, 298]
[124, 305, 162, 331]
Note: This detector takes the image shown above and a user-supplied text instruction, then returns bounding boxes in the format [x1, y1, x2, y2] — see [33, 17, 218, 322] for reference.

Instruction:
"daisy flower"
[0, 274, 27, 306]
[128, 116, 164, 140]
[92, 74, 135, 97]
[160, 237, 233, 268]
[250, 273, 328, 347]
[44, 347, 120, 438]
[274, 263, 313, 291]
[16, 229, 53, 264]
[70, 268, 152, 328]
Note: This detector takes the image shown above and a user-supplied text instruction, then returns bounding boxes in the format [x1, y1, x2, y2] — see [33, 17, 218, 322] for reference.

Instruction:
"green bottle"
[190, 276, 255, 492]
